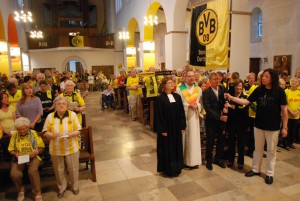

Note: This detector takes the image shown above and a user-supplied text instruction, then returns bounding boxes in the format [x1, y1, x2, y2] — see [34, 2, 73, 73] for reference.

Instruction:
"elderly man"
[60, 80, 85, 125]
[176, 69, 202, 168]
[126, 68, 142, 121]
[33, 73, 46, 93]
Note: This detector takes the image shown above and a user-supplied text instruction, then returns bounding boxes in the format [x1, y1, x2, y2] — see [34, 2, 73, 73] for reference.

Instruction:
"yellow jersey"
[285, 88, 300, 119]
[126, 76, 142, 95]
[42, 111, 82, 156]
[8, 89, 22, 110]
[60, 92, 85, 124]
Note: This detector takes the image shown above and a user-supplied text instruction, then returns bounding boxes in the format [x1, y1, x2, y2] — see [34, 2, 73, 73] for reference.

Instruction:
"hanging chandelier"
[144, 15, 158, 26]
[144, 0, 158, 26]
[14, 0, 33, 23]
[119, 28, 129, 40]
[30, 26, 43, 38]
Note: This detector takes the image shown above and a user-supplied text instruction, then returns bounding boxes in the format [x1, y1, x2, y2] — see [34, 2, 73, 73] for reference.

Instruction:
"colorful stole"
[179, 83, 199, 104]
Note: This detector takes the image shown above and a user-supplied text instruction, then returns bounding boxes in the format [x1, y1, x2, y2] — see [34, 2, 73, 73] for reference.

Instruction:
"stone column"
[165, 31, 188, 70]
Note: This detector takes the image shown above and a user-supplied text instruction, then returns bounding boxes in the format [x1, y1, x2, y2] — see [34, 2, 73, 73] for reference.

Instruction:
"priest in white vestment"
[176, 70, 202, 167]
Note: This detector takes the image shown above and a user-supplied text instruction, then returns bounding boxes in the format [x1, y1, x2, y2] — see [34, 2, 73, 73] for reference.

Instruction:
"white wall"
[29, 48, 116, 73]
[249, 0, 300, 75]
[230, 0, 251, 79]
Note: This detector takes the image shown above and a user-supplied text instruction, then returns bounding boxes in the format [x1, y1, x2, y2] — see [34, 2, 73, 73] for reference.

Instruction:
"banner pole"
[228, 0, 232, 74]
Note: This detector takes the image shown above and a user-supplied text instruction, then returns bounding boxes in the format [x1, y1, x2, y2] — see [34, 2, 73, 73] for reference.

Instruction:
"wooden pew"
[0, 126, 97, 182]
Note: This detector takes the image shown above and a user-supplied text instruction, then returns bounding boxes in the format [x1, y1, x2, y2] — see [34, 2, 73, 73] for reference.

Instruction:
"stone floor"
[1, 91, 300, 201]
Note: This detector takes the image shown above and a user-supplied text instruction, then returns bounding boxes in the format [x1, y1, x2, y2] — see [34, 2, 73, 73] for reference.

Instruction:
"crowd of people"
[1, 66, 300, 200]
[150, 67, 299, 186]
[0, 70, 86, 201]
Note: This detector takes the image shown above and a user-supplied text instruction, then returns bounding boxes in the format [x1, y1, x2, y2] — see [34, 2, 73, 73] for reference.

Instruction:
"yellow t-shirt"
[42, 111, 82, 156]
[60, 92, 85, 124]
[143, 76, 158, 97]
[285, 88, 300, 119]
[113, 79, 118, 89]
[8, 89, 22, 110]
[126, 76, 142, 95]
[0, 105, 16, 134]
[247, 84, 258, 118]
[8, 130, 45, 160]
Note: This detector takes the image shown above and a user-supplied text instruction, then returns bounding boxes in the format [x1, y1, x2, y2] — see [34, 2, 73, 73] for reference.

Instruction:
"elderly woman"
[8, 117, 45, 201]
[43, 96, 82, 198]
[0, 92, 16, 136]
[16, 83, 43, 132]
[60, 80, 85, 125]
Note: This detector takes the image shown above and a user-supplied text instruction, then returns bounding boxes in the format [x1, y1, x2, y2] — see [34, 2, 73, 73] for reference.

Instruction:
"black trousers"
[227, 124, 248, 165]
[288, 119, 299, 146]
[247, 117, 255, 154]
[205, 119, 226, 163]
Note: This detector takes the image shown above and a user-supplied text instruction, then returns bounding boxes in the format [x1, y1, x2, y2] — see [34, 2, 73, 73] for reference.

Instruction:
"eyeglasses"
[56, 102, 67, 106]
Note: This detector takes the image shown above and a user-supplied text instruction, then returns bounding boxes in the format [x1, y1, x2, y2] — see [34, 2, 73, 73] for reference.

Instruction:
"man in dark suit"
[203, 71, 228, 170]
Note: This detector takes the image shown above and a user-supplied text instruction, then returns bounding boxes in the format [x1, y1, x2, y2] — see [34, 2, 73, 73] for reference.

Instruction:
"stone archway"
[62, 56, 87, 73]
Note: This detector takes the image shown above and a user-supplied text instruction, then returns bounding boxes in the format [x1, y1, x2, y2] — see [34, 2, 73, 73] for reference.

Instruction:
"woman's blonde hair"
[20, 83, 35, 105]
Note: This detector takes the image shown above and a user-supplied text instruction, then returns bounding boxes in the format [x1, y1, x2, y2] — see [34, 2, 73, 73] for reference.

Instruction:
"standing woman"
[225, 79, 249, 170]
[156, 77, 186, 177]
[16, 83, 43, 132]
[43, 96, 82, 198]
[0, 92, 16, 136]
[225, 69, 288, 185]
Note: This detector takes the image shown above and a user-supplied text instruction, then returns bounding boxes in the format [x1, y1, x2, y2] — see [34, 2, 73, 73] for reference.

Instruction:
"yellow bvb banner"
[189, 0, 229, 69]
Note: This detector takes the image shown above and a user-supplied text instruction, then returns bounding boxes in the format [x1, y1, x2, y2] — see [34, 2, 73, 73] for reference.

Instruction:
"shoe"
[227, 162, 233, 168]
[263, 153, 267, 158]
[290, 145, 296, 149]
[276, 148, 281, 152]
[214, 160, 226, 168]
[246, 152, 253, 158]
[70, 188, 80, 195]
[245, 170, 260, 177]
[132, 117, 137, 121]
[57, 190, 65, 198]
[17, 192, 25, 201]
[206, 163, 213, 170]
[265, 176, 273, 184]
[283, 146, 290, 151]
[238, 164, 243, 170]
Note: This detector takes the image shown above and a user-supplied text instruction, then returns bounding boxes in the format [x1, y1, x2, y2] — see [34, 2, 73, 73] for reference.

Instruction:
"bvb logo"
[196, 9, 218, 46]
[72, 36, 83, 47]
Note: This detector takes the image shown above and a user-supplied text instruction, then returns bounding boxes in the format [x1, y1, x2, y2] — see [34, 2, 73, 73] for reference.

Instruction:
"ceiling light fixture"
[14, 0, 33, 23]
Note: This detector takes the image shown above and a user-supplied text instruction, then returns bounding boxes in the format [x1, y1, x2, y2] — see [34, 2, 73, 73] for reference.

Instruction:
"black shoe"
[265, 176, 273, 184]
[227, 162, 234, 168]
[70, 188, 79, 195]
[238, 164, 243, 170]
[246, 152, 253, 158]
[263, 153, 267, 158]
[57, 190, 65, 198]
[245, 170, 260, 177]
[206, 163, 213, 170]
[214, 160, 226, 168]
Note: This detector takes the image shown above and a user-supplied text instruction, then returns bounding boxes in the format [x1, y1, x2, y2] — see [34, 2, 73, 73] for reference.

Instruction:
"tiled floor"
[1, 91, 300, 200]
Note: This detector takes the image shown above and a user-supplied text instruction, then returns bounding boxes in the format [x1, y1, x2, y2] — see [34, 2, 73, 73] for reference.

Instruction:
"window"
[250, 7, 262, 43]
[258, 11, 262, 37]
[115, 0, 122, 14]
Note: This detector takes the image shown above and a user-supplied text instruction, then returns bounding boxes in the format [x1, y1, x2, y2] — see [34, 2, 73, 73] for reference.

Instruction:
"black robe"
[156, 92, 186, 176]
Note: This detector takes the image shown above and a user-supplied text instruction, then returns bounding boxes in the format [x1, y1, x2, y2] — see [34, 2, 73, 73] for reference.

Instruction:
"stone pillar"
[165, 31, 187, 70]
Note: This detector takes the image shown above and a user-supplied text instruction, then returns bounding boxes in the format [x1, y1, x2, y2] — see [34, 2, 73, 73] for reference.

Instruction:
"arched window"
[258, 11, 262, 37]
[250, 7, 262, 43]
[115, 0, 122, 14]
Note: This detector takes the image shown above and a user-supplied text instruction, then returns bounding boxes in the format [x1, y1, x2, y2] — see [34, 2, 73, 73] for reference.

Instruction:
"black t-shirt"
[248, 86, 287, 131]
[35, 90, 55, 118]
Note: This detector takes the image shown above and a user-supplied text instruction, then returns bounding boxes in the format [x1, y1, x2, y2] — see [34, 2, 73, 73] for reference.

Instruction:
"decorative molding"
[165, 31, 188, 35]
[231, 11, 252, 16]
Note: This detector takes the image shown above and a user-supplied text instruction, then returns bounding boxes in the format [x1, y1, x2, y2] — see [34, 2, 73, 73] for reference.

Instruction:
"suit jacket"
[203, 85, 227, 122]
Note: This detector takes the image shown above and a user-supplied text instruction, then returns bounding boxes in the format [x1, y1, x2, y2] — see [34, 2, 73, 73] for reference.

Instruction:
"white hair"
[65, 80, 75, 86]
[15, 117, 30, 128]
